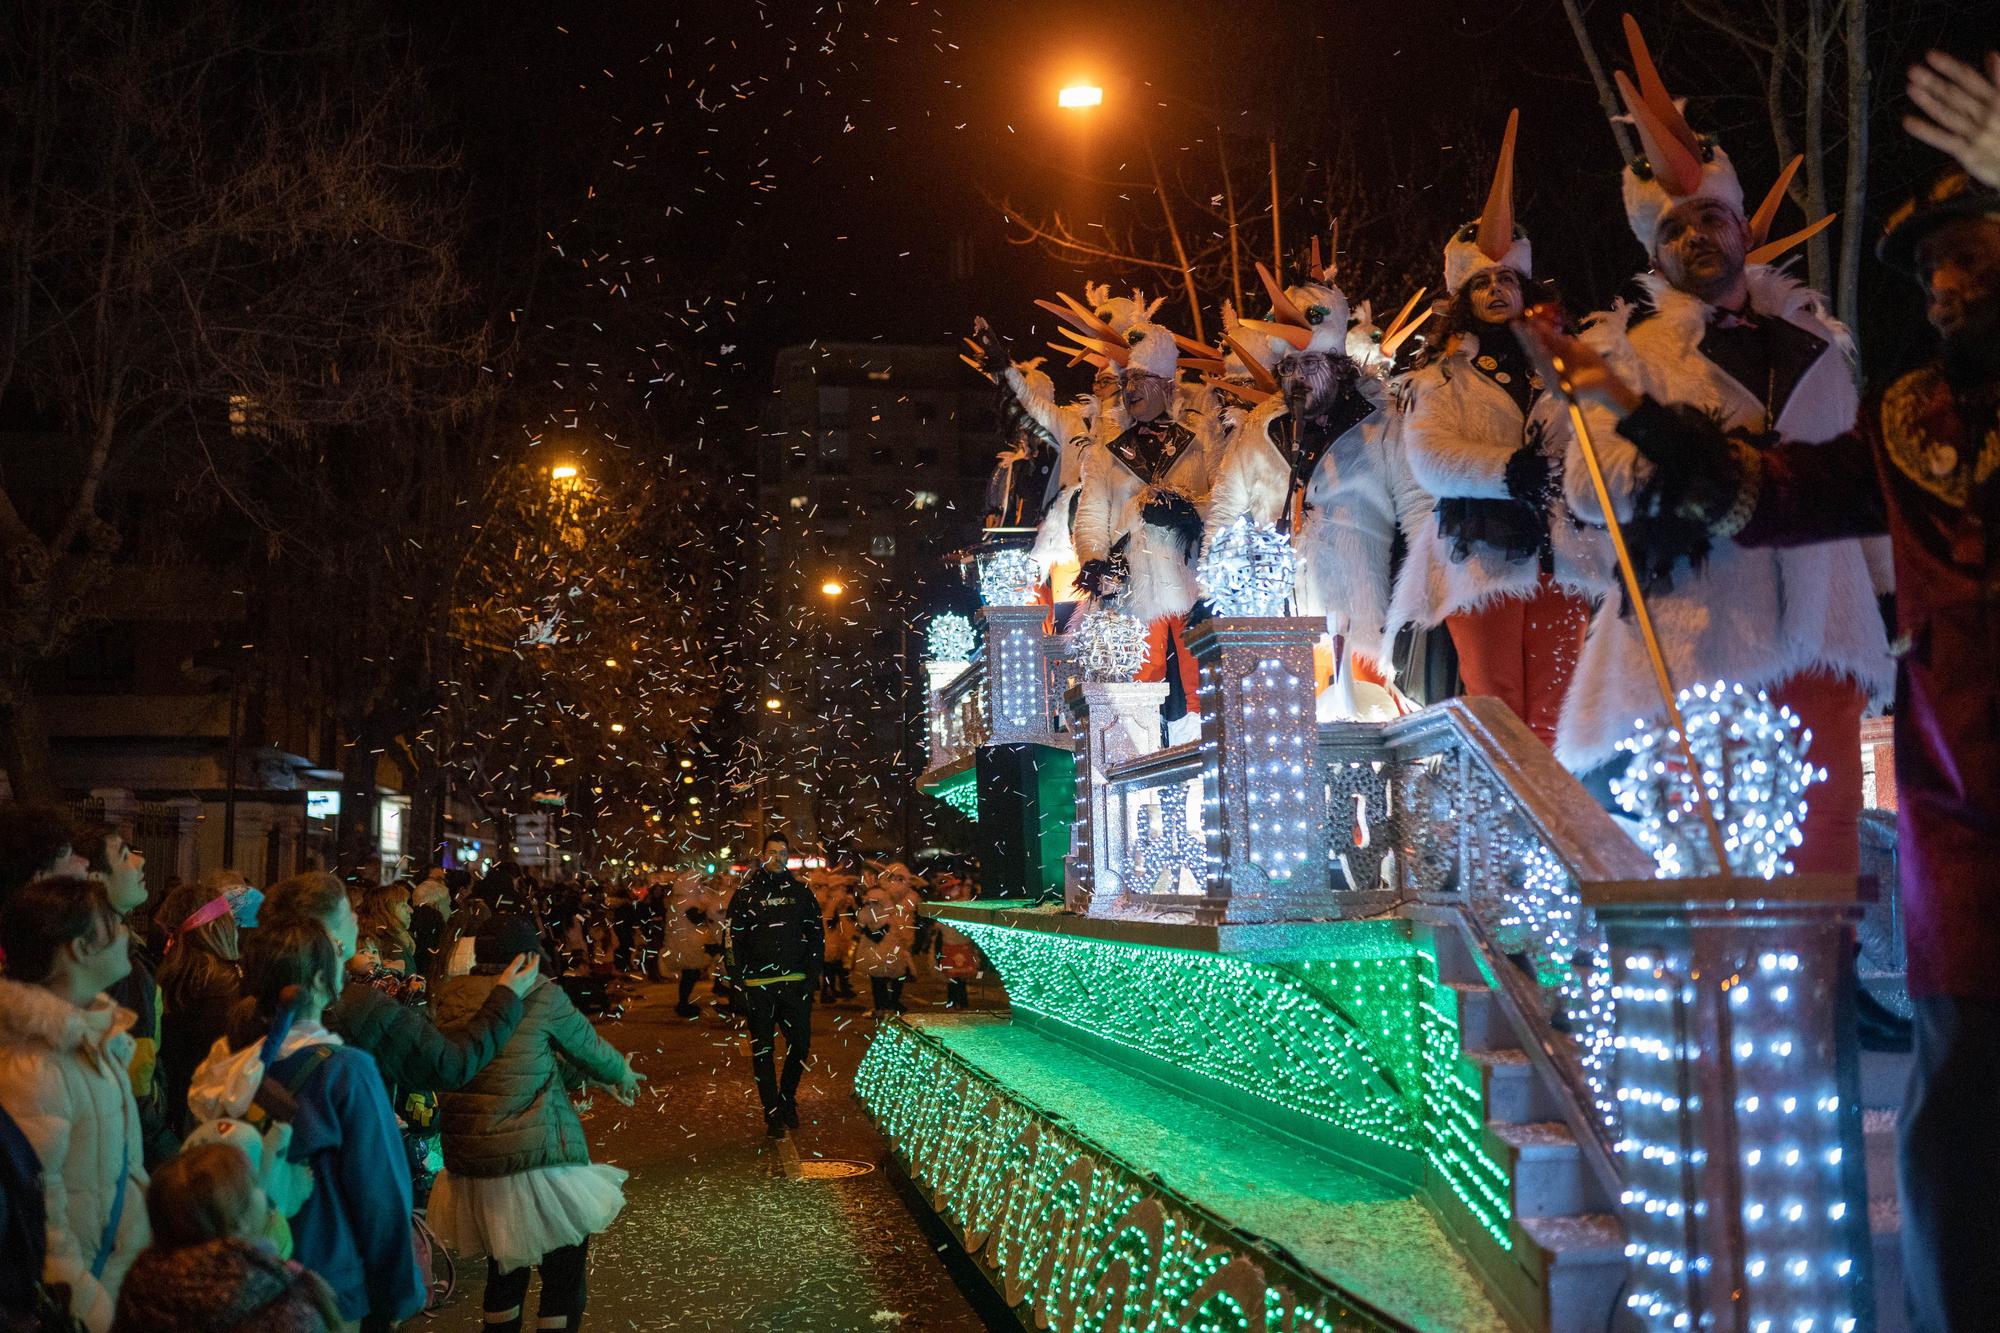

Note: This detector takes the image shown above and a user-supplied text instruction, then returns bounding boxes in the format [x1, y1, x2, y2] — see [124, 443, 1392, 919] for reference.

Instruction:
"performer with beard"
[1519, 139, 2000, 1333]
[1386, 111, 1604, 747]
[1071, 320, 1220, 736]
[1211, 249, 1414, 706]
[1541, 17, 1892, 877]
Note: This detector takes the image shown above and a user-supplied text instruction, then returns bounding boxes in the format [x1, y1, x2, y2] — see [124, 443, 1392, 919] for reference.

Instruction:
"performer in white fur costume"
[1205, 245, 1422, 717]
[972, 306, 1128, 596]
[1387, 110, 1607, 746]
[1072, 318, 1221, 730]
[1547, 17, 1893, 874]
[1208, 249, 1425, 708]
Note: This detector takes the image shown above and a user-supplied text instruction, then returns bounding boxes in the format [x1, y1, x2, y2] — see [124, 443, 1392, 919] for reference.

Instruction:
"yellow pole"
[1553, 355, 1732, 876]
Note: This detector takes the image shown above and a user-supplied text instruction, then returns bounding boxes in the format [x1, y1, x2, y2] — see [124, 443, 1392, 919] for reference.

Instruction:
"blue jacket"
[271, 1044, 424, 1323]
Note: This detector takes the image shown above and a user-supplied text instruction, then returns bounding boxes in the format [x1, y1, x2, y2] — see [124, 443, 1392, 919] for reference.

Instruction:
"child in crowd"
[427, 915, 643, 1333]
[109, 1143, 340, 1333]
[188, 921, 427, 1328]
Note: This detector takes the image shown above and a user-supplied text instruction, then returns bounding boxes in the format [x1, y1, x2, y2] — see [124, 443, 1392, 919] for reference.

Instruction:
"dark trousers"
[675, 967, 702, 1010]
[483, 1239, 589, 1332]
[1901, 995, 2000, 1332]
[945, 977, 969, 1008]
[869, 975, 906, 1013]
[743, 981, 813, 1119]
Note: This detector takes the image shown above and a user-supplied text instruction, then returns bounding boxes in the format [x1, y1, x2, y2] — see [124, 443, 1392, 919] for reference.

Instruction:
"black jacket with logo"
[727, 868, 825, 988]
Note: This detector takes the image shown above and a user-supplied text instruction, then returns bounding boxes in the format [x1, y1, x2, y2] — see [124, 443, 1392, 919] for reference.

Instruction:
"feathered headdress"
[1444, 109, 1533, 293]
[1122, 321, 1181, 379]
[1614, 14, 1744, 252]
[1235, 231, 1351, 362]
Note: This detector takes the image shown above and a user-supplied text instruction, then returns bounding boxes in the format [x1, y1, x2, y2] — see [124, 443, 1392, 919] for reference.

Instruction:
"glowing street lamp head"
[764, 696, 783, 712]
[1058, 84, 1104, 109]
[820, 578, 846, 598]
[550, 464, 578, 481]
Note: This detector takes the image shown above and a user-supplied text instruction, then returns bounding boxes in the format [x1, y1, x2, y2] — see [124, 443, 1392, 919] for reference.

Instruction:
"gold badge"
[1495, 372, 1512, 385]
[1476, 355, 1498, 371]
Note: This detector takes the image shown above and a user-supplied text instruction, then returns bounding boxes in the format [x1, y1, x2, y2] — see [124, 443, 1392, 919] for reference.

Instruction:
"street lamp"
[1058, 84, 1103, 109]
[764, 696, 783, 712]
[820, 578, 846, 599]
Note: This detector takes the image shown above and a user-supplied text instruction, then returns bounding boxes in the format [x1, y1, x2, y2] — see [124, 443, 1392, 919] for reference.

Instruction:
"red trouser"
[1768, 670, 1865, 876]
[1443, 572, 1591, 748]
[1137, 615, 1200, 706]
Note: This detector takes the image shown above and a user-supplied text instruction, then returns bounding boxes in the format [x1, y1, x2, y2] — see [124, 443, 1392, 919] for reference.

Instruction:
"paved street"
[429, 969, 1008, 1332]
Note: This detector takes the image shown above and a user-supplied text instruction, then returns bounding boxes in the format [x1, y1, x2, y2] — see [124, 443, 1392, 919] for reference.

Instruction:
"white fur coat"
[1387, 333, 1610, 637]
[1071, 411, 1220, 625]
[1295, 376, 1406, 666]
[1551, 267, 1894, 770]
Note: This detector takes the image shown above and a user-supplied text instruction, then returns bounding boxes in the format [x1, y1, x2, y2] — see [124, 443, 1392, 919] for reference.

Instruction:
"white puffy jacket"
[0, 978, 151, 1333]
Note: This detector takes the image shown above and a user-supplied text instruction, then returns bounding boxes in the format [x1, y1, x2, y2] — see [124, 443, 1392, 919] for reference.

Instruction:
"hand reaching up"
[1906, 51, 2000, 189]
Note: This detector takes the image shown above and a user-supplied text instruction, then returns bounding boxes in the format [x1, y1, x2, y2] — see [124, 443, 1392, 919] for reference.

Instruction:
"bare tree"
[0, 0, 484, 798]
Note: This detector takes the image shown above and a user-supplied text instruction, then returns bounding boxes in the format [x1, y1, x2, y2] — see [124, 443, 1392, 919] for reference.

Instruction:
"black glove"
[972, 317, 1012, 376]
[1502, 444, 1553, 507]
[1617, 397, 1756, 530]
[1074, 558, 1116, 596]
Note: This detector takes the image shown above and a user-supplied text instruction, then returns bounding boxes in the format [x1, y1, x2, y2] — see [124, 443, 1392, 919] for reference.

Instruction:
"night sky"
[403, 0, 1984, 409]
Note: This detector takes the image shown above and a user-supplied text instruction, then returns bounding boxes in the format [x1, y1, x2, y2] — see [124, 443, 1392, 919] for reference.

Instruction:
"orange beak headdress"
[1234, 238, 1350, 364]
[1444, 109, 1533, 294]
[1614, 14, 1744, 253]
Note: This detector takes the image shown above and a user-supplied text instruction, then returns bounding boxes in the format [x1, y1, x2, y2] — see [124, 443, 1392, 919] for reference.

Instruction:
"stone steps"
[1443, 975, 1624, 1332]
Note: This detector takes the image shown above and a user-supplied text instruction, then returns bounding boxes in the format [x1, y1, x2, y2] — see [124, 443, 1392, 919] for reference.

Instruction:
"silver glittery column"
[1187, 616, 1331, 923]
[980, 606, 1057, 745]
[1590, 886, 1873, 1333]
[924, 661, 968, 766]
[1065, 680, 1167, 915]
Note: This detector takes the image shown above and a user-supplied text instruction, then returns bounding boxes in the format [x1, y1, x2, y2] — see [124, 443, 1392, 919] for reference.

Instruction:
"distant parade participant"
[851, 868, 917, 1016]
[811, 870, 858, 1003]
[1387, 111, 1602, 746]
[661, 871, 721, 1019]
[724, 833, 823, 1137]
[1542, 18, 1892, 875]
[1071, 318, 1222, 737]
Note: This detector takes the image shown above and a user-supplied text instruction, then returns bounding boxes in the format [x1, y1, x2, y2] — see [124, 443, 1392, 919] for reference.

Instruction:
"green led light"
[948, 922, 1514, 1250]
[856, 1021, 1404, 1332]
[927, 764, 979, 820]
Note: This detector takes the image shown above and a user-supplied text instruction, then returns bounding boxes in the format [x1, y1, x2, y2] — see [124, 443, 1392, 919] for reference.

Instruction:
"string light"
[856, 1021, 1395, 1333]
[1196, 516, 1297, 618]
[1073, 606, 1148, 682]
[947, 921, 1515, 1248]
[1611, 681, 1823, 879]
[1607, 944, 1862, 1333]
[926, 612, 975, 664]
[978, 548, 1044, 606]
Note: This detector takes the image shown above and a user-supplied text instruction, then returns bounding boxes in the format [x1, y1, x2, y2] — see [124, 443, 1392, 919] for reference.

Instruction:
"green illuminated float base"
[921, 758, 980, 821]
[854, 907, 1538, 1332]
[858, 1016, 1507, 1332]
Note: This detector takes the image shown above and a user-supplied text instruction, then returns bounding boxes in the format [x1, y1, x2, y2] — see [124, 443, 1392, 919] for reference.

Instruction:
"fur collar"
[0, 977, 134, 1054]
[1596, 266, 1854, 363]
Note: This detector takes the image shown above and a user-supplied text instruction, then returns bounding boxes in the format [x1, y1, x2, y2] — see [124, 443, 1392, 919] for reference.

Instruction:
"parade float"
[860, 506, 1908, 1333]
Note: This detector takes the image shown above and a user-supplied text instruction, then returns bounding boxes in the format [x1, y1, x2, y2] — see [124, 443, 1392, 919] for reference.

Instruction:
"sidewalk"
[431, 969, 1005, 1332]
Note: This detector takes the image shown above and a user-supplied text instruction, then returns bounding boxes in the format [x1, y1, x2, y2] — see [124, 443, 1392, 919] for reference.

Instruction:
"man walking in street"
[727, 833, 824, 1137]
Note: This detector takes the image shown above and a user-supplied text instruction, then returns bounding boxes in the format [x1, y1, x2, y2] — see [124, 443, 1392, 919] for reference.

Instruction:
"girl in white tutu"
[426, 915, 644, 1332]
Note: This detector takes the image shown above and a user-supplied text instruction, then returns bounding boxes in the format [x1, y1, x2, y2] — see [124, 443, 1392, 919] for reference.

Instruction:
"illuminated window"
[911, 490, 940, 510]
[789, 495, 808, 511]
